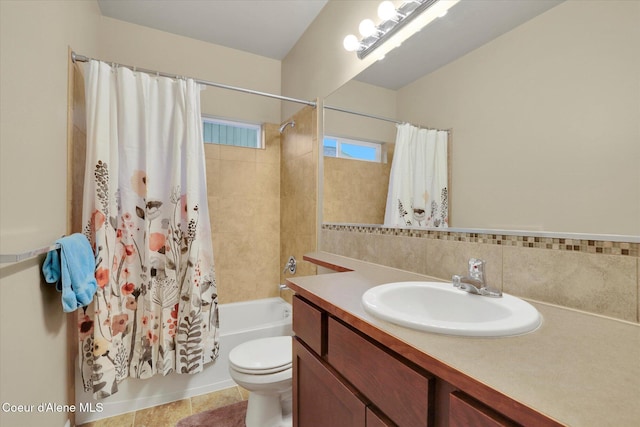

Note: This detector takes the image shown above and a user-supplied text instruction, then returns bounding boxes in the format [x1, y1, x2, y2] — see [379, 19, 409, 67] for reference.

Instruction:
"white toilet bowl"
[228, 336, 293, 427]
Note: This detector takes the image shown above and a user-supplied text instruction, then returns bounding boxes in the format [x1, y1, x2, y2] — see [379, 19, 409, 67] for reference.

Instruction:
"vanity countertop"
[285, 251, 640, 427]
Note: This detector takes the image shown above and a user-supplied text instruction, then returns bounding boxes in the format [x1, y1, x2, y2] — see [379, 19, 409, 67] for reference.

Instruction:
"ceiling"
[97, 0, 564, 90]
[97, 0, 329, 60]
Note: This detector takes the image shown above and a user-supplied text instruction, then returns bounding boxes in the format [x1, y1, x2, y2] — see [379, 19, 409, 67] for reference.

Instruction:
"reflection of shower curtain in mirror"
[384, 124, 448, 228]
[80, 60, 219, 399]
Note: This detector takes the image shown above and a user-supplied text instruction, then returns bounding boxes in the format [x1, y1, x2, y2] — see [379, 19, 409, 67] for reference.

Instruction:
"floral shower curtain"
[384, 123, 449, 228]
[79, 60, 219, 399]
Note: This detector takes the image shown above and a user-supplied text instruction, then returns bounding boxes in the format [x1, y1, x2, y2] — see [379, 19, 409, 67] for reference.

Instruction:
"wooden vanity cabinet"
[293, 295, 432, 427]
[292, 294, 550, 427]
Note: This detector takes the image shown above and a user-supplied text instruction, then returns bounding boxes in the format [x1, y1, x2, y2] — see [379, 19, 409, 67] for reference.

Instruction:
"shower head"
[279, 120, 295, 133]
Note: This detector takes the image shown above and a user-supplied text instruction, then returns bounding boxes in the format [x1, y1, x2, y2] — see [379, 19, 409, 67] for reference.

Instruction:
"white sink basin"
[362, 281, 541, 337]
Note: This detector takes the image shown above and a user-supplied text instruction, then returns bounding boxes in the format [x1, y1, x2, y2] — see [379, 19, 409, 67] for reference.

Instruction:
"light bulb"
[378, 1, 397, 21]
[359, 19, 376, 37]
[343, 34, 360, 52]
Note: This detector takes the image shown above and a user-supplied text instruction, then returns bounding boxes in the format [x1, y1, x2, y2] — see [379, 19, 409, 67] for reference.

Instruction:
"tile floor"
[78, 386, 248, 427]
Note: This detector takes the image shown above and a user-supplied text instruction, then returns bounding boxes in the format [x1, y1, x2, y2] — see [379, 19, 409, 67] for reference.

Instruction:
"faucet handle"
[452, 275, 462, 288]
[468, 258, 485, 281]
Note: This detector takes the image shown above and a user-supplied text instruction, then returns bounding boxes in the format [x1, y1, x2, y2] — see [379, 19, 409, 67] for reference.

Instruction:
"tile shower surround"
[321, 224, 640, 323]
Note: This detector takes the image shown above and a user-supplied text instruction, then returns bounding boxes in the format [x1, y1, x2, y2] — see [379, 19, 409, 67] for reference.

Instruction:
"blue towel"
[42, 234, 97, 313]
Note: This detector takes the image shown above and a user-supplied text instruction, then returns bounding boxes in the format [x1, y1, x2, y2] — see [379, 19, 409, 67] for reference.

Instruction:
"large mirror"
[322, 0, 639, 236]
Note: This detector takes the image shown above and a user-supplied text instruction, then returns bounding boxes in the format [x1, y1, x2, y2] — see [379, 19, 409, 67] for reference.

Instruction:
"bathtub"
[75, 297, 292, 424]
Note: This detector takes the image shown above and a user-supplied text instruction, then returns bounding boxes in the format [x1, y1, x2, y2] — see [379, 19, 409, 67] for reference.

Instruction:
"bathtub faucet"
[283, 256, 297, 275]
[452, 258, 502, 298]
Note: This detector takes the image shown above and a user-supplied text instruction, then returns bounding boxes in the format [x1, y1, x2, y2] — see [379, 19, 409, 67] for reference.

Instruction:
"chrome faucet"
[452, 258, 502, 298]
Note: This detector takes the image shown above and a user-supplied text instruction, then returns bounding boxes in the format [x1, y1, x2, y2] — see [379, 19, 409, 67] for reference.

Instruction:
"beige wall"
[324, 80, 397, 144]
[97, 16, 282, 125]
[281, 1, 381, 119]
[0, 3, 288, 425]
[398, 0, 640, 235]
[0, 1, 101, 427]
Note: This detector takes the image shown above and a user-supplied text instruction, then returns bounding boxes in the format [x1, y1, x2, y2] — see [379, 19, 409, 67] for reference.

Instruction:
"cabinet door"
[449, 391, 520, 427]
[293, 338, 366, 427]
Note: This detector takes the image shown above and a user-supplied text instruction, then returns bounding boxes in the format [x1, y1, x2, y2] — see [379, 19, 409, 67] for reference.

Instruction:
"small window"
[323, 136, 382, 162]
[203, 116, 262, 148]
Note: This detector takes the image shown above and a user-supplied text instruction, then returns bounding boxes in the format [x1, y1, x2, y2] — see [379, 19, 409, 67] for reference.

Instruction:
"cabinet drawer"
[450, 391, 520, 427]
[327, 317, 433, 427]
[293, 296, 324, 356]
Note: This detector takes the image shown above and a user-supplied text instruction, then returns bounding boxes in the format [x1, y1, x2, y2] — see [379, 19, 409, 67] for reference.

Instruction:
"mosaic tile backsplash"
[320, 224, 640, 323]
[322, 224, 639, 256]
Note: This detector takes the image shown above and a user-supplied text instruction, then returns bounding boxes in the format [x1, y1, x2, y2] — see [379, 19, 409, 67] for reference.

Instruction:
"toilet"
[228, 336, 293, 427]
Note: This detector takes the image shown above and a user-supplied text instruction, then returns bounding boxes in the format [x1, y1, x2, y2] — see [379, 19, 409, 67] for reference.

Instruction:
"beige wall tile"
[257, 124, 281, 164]
[280, 159, 295, 199]
[254, 195, 280, 231]
[323, 158, 390, 224]
[252, 230, 281, 294]
[71, 125, 86, 233]
[216, 266, 259, 303]
[214, 230, 281, 303]
[218, 160, 256, 198]
[72, 64, 87, 131]
[211, 196, 256, 235]
[425, 239, 503, 288]
[203, 143, 220, 160]
[294, 234, 318, 278]
[206, 123, 281, 304]
[319, 229, 338, 254]
[219, 144, 257, 162]
[204, 157, 221, 197]
[295, 132, 313, 158]
[321, 228, 639, 321]
[280, 196, 297, 236]
[296, 194, 317, 236]
[256, 160, 280, 191]
[373, 234, 429, 276]
[323, 156, 390, 224]
[280, 105, 318, 284]
[503, 247, 638, 322]
[342, 231, 379, 263]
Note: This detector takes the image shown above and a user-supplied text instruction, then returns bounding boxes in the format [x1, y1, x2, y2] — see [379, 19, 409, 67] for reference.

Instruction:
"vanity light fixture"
[344, 0, 460, 60]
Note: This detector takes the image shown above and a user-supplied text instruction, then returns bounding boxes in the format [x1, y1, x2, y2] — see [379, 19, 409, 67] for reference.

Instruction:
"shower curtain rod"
[324, 104, 449, 132]
[71, 51, 317, 107]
